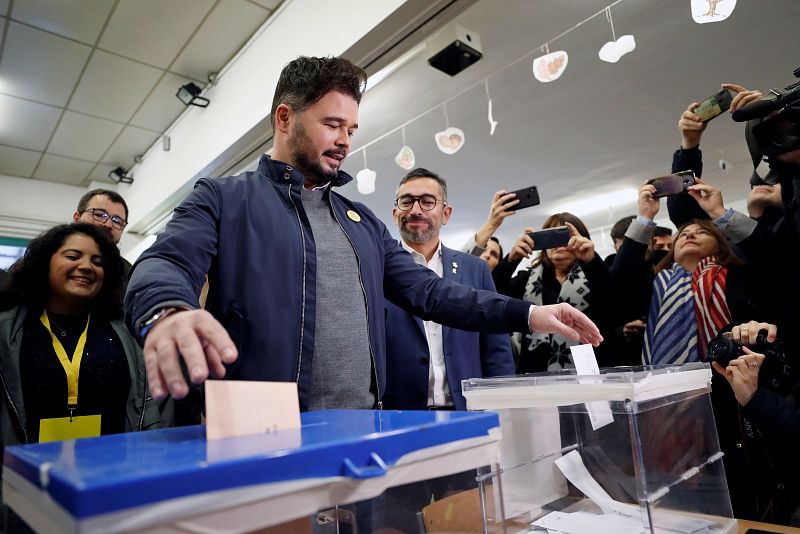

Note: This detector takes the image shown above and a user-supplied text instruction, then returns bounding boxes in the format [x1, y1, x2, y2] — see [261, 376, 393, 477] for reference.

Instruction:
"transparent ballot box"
[3, 410, 504, 533]
[462, 363, 737, 534]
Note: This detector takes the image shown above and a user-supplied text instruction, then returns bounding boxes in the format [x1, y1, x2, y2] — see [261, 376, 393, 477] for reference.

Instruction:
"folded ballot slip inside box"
[205, 380, 300, 440]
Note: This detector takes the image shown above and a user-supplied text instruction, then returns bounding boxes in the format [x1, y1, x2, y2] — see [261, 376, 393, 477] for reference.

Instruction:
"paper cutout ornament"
[434, 127, 465, 155]
[691, 0, 736, 23]
[356, 168, 376, 195]
[394, 145, 415, 170]
[487, 100, 498, 135]
[598, 35, 636, 63]
[533, 51, 568, 82]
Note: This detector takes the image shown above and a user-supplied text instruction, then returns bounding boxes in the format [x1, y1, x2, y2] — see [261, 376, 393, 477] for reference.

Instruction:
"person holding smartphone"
[493, 213, 612, 372]
[618, 183, 791, 522]
[461, 190, 519, 272]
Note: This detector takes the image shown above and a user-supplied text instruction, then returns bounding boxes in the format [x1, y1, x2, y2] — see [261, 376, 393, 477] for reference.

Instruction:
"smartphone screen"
[694, 89, 735, 122]
[529, 226, 571, 251]
[506, 185, 540, 211]
[648, 171, 696, 198]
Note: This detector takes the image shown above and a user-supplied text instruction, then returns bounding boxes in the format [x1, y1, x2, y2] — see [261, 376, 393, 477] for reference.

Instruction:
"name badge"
[39, 415, 101, 443]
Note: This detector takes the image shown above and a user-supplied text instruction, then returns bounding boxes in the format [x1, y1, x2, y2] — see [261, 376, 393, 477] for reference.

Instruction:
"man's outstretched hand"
[529, 302, 603, 346]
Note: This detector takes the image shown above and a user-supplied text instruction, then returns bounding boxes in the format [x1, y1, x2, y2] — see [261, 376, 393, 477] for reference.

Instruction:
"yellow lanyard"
[39, 311, 90, 409]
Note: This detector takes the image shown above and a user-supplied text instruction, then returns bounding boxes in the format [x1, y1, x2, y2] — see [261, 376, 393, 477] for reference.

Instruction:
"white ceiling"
[0, 0, 281, 186]
[339, 0, 800, 252]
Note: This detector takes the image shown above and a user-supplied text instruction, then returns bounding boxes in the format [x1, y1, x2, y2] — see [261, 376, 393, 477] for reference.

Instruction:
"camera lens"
[707, 336, 741, 367]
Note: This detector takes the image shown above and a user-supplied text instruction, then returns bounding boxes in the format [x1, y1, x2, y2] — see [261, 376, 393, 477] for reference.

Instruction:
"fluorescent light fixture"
[365, 43, 425, 92]
[553, 187, 638, 216]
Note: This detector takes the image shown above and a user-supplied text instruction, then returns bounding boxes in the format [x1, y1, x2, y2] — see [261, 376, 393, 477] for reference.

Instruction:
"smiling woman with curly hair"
[0, 223, 171, 447]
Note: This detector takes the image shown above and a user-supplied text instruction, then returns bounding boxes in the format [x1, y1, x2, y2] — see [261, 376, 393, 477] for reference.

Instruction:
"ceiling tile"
[248, 0, 281, 9]
[0, 93, 61, 150]
[0, 2, 8, 16]
[101, 126, 159, 166]
[48, 111, 123, 161]
[69, 50, 161, 122]
[99, 0, 215, 69]
[86, 162, 116, 184]
[33, 154, 94, 185]
[0, 145, 41, 178]
[11, 0, 113, 44]
[0, 17, 4, 43]
[171, 0, 270, 81]
[129, 72, 192, 131]
[0, 22, 91, 106]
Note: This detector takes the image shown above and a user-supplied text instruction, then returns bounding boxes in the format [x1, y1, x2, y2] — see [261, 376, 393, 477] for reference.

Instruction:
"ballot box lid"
[3, 409, 499, 519]
[463, 363, 712, 410]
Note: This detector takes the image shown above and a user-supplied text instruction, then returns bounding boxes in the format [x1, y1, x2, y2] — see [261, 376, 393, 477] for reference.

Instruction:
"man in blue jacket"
[126, 56, 602, 411]
[383, 168, 514, 410]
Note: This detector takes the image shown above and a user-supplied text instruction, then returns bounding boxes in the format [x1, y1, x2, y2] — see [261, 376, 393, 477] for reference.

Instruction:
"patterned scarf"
[643, 257, 731, 365]
[523, 262, 590, 371]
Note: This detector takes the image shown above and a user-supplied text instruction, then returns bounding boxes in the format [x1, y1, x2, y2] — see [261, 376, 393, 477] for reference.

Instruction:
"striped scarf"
[643, 257, 731, 365]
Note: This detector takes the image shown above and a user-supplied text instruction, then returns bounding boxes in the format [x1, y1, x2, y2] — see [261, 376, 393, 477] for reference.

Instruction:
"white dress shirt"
[400, 240, 453, 408]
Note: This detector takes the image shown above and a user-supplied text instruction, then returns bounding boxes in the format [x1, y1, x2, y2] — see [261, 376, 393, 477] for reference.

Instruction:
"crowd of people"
[0, 55, 799, 528]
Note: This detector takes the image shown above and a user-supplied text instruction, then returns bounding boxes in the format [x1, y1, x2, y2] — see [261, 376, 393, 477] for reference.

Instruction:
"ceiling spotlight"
[108, 166, 133, 184]
[176, 82, 209, 107]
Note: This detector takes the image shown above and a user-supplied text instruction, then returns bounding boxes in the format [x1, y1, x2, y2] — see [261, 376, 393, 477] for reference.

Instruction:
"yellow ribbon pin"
[347, 210, 361, 222]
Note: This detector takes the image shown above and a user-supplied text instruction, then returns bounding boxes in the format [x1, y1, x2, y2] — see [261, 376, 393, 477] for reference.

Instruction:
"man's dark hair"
[489, 236, 503, 258]
[0, 223, 125, 319]
[77, 189, 129, 220]
[610, 215, 636, 242]
[270, 56, 367, 128]
[653, 226, 672, 238]
[397, 167, 448, 200]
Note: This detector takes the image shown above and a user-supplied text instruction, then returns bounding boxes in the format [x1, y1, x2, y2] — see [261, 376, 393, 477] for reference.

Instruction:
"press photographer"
[711, 321, 799, 524]
[711, 321, 798, 438]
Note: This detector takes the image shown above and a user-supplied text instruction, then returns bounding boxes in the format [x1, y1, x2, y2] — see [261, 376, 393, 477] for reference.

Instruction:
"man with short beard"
[126, 56, 602, 413]
[383, 168, 514, 411]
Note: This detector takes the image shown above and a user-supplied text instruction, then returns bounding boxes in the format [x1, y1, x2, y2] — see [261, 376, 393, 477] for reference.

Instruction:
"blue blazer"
[383, 246, 515, 410]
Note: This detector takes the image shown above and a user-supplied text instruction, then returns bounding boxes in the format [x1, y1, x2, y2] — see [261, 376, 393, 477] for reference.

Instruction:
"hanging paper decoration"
[598, 8, 636, 63]
[485, 79, 498, 136]
[599, 35, 635, 63]
[533, 48, 568, 83]
[356, 150, 376, 195]
[435, 104, 465, 155]
[691, 0, 736, 24]
[356, 169, 377, 194]
[394, 128, 415, 170]
[394, 146, 415, 170]
[435, 128, 465, 154]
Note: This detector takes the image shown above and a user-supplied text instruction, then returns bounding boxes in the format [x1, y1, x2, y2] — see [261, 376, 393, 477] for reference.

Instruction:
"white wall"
[0, 174, 87, 239]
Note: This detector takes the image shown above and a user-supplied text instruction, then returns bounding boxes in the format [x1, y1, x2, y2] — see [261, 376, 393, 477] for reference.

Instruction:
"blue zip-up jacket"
[125, 155, 531, 411]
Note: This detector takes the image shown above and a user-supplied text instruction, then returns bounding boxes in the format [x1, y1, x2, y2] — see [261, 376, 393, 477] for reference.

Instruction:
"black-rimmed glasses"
[81, 208, 127, 230]
[394, 194, 447, 211]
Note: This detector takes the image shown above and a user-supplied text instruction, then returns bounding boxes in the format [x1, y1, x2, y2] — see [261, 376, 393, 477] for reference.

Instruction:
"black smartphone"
[528, 226, 571, 251]
[694, 88, 735, 122]
[647, 170, 696, 198]
[506, 185, 540, 211]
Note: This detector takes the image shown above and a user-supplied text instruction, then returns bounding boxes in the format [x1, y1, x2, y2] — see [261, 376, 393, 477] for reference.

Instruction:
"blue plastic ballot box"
[3, 409, 502, 533]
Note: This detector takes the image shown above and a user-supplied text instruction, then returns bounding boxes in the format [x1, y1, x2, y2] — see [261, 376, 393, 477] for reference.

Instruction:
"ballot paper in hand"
[570, 344, 614, 430]
[205, 380, 301, 440]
